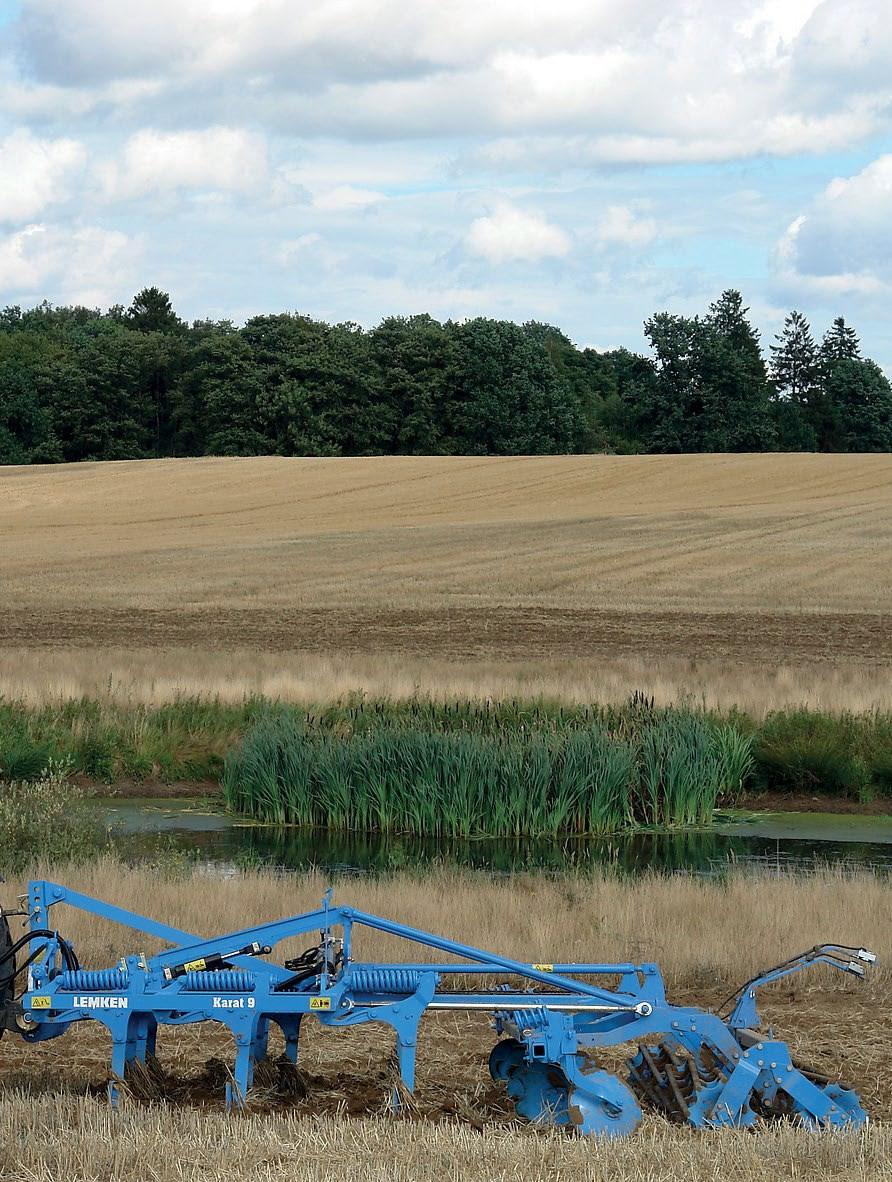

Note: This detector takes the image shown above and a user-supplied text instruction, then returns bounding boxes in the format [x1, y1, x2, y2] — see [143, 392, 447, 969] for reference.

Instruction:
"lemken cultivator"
[0, 880, 876, 1137]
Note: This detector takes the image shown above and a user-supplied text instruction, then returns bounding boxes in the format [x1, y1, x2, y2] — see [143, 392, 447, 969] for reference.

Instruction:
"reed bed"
[221, 708, 753, 836]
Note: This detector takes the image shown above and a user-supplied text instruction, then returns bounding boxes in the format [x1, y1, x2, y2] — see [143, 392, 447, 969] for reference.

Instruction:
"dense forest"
[1, 286, 890, 463]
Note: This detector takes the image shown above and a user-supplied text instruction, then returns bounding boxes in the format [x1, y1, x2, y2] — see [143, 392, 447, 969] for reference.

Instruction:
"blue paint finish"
[8, 880, 875, 1136]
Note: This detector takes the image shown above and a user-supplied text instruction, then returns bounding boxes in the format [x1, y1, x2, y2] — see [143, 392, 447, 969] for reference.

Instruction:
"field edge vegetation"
[2, 696, 892, 840]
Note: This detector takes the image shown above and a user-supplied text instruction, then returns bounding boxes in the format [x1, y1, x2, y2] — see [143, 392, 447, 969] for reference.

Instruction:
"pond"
[97, 798, 892, 876]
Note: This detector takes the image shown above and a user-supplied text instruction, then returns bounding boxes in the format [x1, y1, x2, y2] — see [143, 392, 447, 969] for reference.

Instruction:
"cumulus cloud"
[794, 0, 892, 89]
[0, 223, 140, 304]
[14, 1, 663, 86]
[274, 232, 347, 272]
[595, 205, 657, 248]
[98, 128, 269, 201]
[466, 203, 570, 264]
[775, 155, 892, 294]
[0, 130, 85, 223]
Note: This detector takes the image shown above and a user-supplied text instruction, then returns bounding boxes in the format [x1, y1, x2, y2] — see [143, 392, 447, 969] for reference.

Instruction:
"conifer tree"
[820, 316, 861, 367]
[817, 316, 860, 366]
[769, 310, 820, 403]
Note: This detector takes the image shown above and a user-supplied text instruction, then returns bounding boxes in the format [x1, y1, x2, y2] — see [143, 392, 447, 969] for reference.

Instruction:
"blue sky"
[1, 1, 891, 365]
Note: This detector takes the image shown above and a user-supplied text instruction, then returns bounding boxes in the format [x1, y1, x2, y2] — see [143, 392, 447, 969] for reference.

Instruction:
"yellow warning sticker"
[310, 997, 332, 1011]
[184, 958, 207, 972]
[531, 964, 554, 973]
[31, 996, 51, 1009]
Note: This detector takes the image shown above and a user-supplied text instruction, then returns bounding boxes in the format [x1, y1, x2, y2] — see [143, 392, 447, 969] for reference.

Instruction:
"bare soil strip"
[2, 604, 891, 665]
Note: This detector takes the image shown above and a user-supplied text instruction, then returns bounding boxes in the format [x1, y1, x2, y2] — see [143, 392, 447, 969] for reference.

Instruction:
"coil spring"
[503, 1007, 548, 1032]
[350, 968, 421, 994]
[58, 969, 129, 991]
[183, 970, 255, 992]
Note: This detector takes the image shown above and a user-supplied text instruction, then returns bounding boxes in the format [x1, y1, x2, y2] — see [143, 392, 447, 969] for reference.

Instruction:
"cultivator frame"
[0, 880, 876, 1137]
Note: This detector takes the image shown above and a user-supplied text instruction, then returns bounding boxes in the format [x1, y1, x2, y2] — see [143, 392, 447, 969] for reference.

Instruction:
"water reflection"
[107, 812, 892, 877]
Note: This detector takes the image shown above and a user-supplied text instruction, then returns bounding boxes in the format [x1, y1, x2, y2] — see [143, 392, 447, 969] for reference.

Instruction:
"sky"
[0, 0, 891, 363]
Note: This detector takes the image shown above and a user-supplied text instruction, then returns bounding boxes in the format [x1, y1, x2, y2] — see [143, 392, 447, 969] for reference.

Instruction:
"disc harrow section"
[0, 880, 876, 1138]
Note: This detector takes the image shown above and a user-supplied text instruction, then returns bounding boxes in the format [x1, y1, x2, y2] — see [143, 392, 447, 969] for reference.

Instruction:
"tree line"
[1, 286, 890, 464]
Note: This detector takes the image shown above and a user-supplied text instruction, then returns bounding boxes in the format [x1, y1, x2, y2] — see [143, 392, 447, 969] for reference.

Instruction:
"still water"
[99, 798, 892, 876]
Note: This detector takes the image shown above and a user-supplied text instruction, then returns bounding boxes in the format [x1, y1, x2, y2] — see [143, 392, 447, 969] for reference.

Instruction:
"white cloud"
[795, 0, 892, 86]
[0, 223, 140, 303]
[735, 0, 821, 52]
[595, 205, 657, 248]
[466, 202, 570, 264]
[0, 129, 85, 223]
[7, 1, 892, 163]
[98, 127, 269, 201]
[0, 224, 47, 288]
[467, 93, 885, 170]
[311, 185, 387, 212]
[15, 1, 658, 85]
[775, 155, 892, 295]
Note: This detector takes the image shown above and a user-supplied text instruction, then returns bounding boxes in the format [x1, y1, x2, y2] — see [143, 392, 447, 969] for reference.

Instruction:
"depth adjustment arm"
[725, 943, 876, 1028]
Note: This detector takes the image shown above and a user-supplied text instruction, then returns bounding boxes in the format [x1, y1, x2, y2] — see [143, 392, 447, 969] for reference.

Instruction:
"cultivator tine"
[7, 879, 877, 1138]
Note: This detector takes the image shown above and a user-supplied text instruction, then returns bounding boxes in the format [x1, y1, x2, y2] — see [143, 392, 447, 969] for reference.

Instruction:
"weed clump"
[0, 764, 111, 870]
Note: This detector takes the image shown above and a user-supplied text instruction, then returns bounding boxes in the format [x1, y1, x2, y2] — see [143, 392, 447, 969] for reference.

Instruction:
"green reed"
[222, 708, 745, 837]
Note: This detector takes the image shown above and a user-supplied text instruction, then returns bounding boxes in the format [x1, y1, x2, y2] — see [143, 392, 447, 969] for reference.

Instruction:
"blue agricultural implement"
[0, 880, 876, 1137]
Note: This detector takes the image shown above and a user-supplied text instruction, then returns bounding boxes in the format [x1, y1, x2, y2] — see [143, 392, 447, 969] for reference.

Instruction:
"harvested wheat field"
[2, 453, 891, 708]
[1, 1099, 887, 1182]
[0, 864, 888, 1180]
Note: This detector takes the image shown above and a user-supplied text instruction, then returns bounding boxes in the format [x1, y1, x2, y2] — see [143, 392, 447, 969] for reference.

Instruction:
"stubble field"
[2, 453, 891, 710]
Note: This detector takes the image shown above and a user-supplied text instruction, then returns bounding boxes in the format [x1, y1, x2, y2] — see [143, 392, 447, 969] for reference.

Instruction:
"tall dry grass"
[4, 648, 892, 715]
[6, 860, 887, 996]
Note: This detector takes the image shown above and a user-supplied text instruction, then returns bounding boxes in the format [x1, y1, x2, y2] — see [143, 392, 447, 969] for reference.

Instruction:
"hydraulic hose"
[718, 944, 872, 1017]
[0, 946, 48, 999]
[0, 928, 79, 997]
[0, 929, 78, 970]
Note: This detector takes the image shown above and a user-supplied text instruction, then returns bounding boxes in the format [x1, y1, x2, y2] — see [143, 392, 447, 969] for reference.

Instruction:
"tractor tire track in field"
[1, 604, 890, 665]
